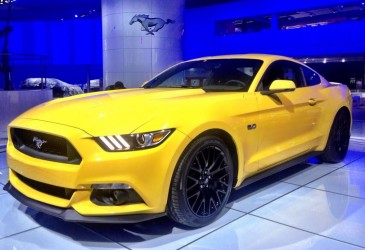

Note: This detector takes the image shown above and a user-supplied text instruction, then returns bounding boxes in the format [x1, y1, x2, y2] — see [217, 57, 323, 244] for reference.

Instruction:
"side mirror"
[261, 80, 296, 95]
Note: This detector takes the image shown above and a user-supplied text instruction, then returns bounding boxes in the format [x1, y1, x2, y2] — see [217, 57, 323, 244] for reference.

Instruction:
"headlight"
[96, 129, 174, 151]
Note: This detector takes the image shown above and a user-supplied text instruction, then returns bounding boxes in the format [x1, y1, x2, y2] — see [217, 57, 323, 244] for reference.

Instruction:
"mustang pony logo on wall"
[32, 136, 47, 150]
[129, 14, 175, 35]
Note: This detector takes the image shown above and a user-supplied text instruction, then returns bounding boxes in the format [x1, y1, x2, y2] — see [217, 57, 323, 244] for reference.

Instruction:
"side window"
[301, 66, 321, 86]
[160, 71, 187, 87]
[259, 60, 304, 90]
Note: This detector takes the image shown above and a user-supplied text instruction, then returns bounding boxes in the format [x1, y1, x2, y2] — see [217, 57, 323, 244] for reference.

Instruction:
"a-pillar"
[102, 0, 184, 88]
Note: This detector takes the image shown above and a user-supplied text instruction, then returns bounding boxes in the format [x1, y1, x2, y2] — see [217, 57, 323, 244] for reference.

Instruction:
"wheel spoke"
[209, 197, 217, 214]
[212, 188, 223, 205]
[198, 150, 209, 169]
[207, 146, 218, 171]
[192, 153, 205, 172]
[210, 157, 224, 174]
[196, 198, 205, 215]
[188, 190, 201, 211]
[187, 176, 199, 192]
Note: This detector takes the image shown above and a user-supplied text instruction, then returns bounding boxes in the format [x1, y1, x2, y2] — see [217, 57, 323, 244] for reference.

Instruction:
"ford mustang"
[4, 54, 352, 227]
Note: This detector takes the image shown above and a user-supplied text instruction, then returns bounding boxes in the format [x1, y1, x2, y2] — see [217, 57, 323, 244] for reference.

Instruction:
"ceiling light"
[0, 0, 16, 4]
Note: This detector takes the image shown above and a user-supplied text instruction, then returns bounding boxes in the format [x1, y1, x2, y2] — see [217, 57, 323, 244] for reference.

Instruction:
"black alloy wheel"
[319, 109, 351, 163]
[167, 136, 233, 227]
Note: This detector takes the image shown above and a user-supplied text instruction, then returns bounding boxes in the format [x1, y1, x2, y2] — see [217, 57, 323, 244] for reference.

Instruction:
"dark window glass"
[301, 66, 321, 86]
[258, 60, 304, 91]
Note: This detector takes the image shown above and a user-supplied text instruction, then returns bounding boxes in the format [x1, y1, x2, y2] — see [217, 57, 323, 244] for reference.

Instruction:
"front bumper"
[4, 182, 165, 223]
[6, 118, 190, 219]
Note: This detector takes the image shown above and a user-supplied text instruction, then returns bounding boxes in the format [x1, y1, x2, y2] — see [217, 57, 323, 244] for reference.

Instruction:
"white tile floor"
[0, 109, 364, 249]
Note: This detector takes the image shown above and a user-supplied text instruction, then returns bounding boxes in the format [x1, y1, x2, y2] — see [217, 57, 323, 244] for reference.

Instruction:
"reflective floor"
[0, 108, 364, 249]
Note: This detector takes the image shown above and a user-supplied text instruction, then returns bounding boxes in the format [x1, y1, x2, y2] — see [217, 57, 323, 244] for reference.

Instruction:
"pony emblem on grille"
[33, 136, 47, 150]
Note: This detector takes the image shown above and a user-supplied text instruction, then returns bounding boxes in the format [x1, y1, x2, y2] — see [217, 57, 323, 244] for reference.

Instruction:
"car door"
[254, 60, 323, 171]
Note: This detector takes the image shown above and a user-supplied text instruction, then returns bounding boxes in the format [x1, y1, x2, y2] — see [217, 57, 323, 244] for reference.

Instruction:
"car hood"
[15, 88, 227, 136]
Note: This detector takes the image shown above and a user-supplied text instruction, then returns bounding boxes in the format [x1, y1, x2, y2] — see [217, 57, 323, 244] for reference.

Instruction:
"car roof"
[189, 54, 297, 64]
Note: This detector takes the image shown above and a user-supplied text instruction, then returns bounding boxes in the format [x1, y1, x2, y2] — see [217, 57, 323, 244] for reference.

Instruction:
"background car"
[5, 54, 352, 227]
[21, 78, 84, 97]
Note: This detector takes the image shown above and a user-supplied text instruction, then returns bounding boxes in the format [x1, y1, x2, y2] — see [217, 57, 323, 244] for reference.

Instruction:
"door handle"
[308, 98, 317, 106]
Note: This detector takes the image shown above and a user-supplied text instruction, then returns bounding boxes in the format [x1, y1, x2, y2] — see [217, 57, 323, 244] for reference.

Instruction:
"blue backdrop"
[0, 18, 102, 90]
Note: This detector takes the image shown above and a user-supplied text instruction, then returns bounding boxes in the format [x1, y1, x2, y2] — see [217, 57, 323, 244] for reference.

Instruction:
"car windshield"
[143, 59, 263, 92]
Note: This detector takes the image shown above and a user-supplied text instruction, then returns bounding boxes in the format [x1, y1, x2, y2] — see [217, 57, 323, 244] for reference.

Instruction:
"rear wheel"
[319, 109, 351, 163]
[167, 136, 233, 227]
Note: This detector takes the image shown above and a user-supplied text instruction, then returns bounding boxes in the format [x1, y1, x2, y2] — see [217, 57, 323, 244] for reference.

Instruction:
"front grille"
[16, 172, 75, 200]
[11, 128, 82, 164]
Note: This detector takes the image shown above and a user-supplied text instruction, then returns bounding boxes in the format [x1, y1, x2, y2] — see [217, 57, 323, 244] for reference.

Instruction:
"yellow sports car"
[4, 54, 352, 227]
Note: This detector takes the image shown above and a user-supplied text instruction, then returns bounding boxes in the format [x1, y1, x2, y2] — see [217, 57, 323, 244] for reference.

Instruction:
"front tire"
[167, 136, 233, 227]
[319, 109, 351, 163]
